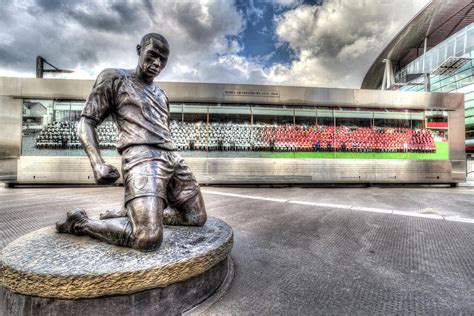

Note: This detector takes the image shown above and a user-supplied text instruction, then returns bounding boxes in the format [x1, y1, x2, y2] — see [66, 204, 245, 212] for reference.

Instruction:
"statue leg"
[56, 196, 164, 251]
[164, 190, 207, 226]
[162, 152, 207, 227]
[126, 196, 164, 251]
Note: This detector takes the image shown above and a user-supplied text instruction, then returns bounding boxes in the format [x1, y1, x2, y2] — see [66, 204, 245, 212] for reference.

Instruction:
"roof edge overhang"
[361, 0, 473, 89]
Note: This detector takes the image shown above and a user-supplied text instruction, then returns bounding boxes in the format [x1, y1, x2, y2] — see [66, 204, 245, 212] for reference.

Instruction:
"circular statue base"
[0, 217, 233, 315]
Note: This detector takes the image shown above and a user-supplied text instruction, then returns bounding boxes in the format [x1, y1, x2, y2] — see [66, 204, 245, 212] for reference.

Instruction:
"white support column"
[381, 59, 394, 90]
[423, 37, 430, 91]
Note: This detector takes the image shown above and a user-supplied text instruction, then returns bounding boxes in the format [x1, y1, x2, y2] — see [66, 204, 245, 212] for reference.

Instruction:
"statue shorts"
[122, 145, 202, 209]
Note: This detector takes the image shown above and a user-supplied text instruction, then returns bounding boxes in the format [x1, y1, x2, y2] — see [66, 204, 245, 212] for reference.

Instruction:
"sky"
[0, 0, 430, 88]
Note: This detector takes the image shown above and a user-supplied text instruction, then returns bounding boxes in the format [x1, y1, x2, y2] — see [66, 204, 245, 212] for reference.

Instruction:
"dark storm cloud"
[30, 0, 153, 33]
[0, 47, 25, 67]
[0, 0, 244, 81]
[0, 0, 156, 74]
[33, 0, 66, 11]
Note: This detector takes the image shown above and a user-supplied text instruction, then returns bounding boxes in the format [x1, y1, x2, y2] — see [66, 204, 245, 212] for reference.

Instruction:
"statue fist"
[93, 163, 120, 184]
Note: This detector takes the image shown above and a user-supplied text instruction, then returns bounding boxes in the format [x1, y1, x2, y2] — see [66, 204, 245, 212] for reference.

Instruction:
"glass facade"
[396, 23, 474, 152]
[21, 100, 448, 160]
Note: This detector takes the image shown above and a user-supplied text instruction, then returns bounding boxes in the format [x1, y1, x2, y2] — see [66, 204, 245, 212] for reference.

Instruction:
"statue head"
[136, 33, 170, 83]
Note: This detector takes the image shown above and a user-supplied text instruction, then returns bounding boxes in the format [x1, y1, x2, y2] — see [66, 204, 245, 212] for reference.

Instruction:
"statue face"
[138, 38, 169, 79]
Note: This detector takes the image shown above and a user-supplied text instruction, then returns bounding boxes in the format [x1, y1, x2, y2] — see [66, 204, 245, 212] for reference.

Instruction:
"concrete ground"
[0, 184, 473, 315]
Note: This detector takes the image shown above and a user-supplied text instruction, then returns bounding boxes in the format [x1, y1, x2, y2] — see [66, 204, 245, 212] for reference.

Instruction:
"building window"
[455, 34, 465, 57]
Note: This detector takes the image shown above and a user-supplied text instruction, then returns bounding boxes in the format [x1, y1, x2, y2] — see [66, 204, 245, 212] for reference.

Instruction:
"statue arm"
[78, 117, 119, 184]
[78, 117, 103, 166]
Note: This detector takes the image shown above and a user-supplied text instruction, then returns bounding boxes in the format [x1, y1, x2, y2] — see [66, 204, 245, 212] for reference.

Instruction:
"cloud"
[0, 0, 428, 88]
[274, 0, 304, 8]
[337, 37, 380, 61]
[271, 0, 430, 87]
[246, 0, 265, 23]
[0, 0, 154, 77]
[29, 0, 154, 33]
[154, 1, 244, 83]
[0, 0, 244, 80]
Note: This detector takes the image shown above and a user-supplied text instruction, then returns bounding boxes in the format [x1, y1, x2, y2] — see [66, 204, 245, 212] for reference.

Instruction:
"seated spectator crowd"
[35, 120, 436, 153]
[35, 121, 116, 149]
[170, 121, 435, 153]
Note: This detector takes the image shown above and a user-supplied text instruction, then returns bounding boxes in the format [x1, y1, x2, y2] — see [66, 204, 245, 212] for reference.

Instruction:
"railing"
[395, 23, 474, 80]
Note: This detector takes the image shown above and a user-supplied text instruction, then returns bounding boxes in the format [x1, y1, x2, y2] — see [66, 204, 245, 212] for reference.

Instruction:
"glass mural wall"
[21, 100, 449, 160]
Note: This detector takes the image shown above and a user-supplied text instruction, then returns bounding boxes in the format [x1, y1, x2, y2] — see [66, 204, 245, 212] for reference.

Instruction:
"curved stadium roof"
[361, 0, 474, 89]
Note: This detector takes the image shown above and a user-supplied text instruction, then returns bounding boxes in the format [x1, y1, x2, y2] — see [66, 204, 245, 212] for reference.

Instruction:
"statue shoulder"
[95, 68, 132, 85]
[155, 83, 169, 96]
[156, 84, 170, 103]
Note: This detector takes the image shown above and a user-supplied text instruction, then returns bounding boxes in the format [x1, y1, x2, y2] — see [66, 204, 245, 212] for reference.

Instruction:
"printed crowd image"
[22, 100, 449, 160]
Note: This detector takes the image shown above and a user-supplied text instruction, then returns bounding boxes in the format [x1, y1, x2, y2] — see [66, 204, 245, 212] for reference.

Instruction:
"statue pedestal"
[0, 217, 233, 315]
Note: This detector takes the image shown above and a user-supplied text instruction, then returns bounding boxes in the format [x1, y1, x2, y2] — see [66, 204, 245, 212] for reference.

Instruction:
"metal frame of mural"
[0, 77, 466, 184]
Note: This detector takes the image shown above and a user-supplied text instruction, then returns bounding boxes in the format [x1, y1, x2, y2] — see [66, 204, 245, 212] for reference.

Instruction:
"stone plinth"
[0, 217, 233, 315]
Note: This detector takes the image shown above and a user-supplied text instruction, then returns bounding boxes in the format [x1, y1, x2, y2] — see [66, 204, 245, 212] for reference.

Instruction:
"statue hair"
[140, 33, 169, 49]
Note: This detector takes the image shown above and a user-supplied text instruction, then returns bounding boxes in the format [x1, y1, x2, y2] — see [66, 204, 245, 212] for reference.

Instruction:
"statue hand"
[93, 162, 120, 184]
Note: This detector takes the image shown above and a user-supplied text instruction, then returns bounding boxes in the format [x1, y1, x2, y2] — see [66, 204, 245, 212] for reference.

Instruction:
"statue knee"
[193, 209, 207, 226]
[132, 225, 163, 251]
[183, 194, 207, 226]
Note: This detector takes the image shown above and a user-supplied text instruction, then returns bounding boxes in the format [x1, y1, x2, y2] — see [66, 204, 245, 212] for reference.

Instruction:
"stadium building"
[362, 0, 474, 154]
[0, 77, 466, 185]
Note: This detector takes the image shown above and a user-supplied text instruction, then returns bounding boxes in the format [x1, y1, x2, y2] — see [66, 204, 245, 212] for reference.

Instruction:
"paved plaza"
[0, 184, 473, 315]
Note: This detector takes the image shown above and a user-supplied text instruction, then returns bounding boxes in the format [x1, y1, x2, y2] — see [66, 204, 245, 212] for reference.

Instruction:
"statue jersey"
[81, 68, 176, 153]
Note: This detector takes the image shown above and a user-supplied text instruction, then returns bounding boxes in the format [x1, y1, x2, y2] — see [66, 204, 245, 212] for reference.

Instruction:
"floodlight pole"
[36, 56, 43, 78]
[36, 56, 74, 78]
